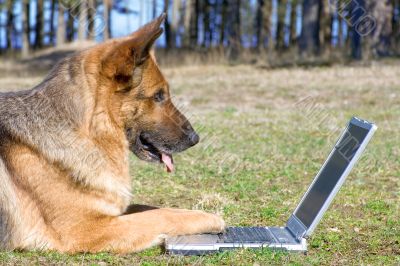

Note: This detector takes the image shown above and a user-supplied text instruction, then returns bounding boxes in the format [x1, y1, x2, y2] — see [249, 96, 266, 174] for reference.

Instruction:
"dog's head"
[98, 14, 198, 172]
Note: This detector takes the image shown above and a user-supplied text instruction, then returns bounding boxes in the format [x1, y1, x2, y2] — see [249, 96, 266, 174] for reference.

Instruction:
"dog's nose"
[188, 131, 200, 146]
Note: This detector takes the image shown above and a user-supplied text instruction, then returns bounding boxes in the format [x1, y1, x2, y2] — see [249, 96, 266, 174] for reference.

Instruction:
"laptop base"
[166, 226, 308, 255]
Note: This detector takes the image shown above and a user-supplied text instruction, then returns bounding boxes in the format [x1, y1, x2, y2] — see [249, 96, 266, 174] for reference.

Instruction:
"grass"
[0, 61, 399, 265]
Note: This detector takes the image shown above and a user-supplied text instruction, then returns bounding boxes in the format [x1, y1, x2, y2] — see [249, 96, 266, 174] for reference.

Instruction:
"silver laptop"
[166, 117, 377, 255]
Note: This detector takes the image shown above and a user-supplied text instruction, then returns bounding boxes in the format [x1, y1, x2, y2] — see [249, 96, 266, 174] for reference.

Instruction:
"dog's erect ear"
[130, 13, 165, 63]
[102, 13, 165, 80]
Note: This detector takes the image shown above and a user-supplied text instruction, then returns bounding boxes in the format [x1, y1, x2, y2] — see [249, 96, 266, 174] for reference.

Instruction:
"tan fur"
[0, 14, 224, 254]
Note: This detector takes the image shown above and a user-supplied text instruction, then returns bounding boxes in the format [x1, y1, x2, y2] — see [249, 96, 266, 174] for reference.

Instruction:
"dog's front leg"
[62, 208, 225, 254]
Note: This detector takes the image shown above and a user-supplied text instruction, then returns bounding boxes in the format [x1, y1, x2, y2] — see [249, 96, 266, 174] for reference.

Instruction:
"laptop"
[166, 117, 377, 255]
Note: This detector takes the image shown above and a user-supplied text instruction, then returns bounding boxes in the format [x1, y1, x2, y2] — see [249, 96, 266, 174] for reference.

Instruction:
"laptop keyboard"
[218, 227, 276, 243]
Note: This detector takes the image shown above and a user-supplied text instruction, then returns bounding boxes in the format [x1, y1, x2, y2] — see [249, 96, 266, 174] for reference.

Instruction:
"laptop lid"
[286, 117, 377, 240]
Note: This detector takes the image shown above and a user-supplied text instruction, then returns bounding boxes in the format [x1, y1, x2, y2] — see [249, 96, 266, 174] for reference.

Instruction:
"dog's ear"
[101, 13, 165, 81]
[130, 13, 165, 64]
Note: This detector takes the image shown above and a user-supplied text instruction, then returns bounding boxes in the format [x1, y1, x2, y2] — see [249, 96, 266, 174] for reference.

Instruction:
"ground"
[0, 58, 399, 265]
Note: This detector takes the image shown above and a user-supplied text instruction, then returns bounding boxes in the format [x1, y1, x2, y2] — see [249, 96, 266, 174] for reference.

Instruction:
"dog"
[0, 14, 225, 254]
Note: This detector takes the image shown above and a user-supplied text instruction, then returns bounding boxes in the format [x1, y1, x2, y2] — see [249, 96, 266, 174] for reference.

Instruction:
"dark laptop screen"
[294, 123, 370, 228]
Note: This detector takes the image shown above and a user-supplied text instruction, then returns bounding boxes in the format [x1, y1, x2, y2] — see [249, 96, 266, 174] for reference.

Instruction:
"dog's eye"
[154, 90, 165, 102]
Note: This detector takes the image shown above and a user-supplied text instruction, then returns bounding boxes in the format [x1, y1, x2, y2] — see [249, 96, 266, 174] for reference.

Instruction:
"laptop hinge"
[286, 215, 307, 241]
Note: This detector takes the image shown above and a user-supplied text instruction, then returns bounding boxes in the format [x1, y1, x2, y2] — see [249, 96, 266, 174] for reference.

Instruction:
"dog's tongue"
[161, 153, 174, 173]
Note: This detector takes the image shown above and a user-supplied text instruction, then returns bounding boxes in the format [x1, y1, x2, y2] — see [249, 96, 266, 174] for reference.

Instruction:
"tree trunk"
[87, 0, 96, 40]
[219, 0, 228, 46]
[349, 0, 366, 59]
[57, 3, 66, 47]
[320, 0, 332, 54]
[0, 3, 2, 52]
[342, 0, 352, 51]
[49, 0, 56, 45]
[22, 0, 30, 57]
[227, 0, 241, 61]
[183, 0, 192, 47]
[103, 0, 112, 40]
[171, 0, 181, 48]
[289, 0, 298, 46]
[189, 0, 199, 47]
[202, 0, 211, 47]
[275, 0, 286, 50]
[255, 0, 264, 49]
[78, 1, 87, 41]
[34, 0, 44, 48]
[107, 1, 112, 38]
[67, 9, 75, 42]
[371, 1, 393, 56]
[265, 0, 274, 52]
[393, 0, 400, 53]
[336, 0, 343, 48]
[6, 0, 14, 51]
[299, 0, 322, 56]
[164, 0, 171, 48]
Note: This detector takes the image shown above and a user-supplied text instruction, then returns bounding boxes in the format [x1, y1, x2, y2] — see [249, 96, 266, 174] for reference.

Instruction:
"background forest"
[0, 0, 398, 64]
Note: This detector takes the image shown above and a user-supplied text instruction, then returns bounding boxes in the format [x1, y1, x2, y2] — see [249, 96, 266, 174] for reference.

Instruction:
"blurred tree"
[264, 0, 274, 52]
[34, 0, 44, 48]
[219, 0, 228, 46]
[87, 0, 96, 40]
[22, 0, 30, 57]
[393, 0, 400, 53]
[78, 1, 87, 41]
[349, 0, 365, 59]
[289, 0, 298, 46]
[6, 0, 15, 50]
[371, 0, 394, 56]
[103, 0, 112, 40]
[56, 1, 66, 47]
[255, 0, 264, 49]
[320, 0, 333, 53]
[202, 0, 211, 47]
[171, 0, 180, 48]
[164, 0, 171, 48]
[227, 0, 241, 61]
[336, 0, 344, 48]
[275, 0, 286, 50]
[183, 0, 192, 47]
[49, 0, 56, 45]
[66, 6, 75, 42]
[0, 1, 2, 52]
[191, 0, 199, 47]
[299, 0, 322, 56]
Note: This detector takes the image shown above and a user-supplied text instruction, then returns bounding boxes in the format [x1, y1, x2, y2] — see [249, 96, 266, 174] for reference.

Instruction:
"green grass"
[0, 63, 399, 265]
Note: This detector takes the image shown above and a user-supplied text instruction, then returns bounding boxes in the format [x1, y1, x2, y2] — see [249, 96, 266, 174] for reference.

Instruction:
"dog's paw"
[151, 234, 168, 246]
[195, 211, 226, 234]
[164, 209, 226, 236]
[209, 213, 226, 233]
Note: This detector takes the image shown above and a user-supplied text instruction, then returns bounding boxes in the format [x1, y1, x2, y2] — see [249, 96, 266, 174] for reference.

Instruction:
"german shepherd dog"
[0, 14, 224, 253]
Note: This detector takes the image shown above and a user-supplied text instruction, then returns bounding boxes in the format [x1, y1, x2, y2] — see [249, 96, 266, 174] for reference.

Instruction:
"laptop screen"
[294, 123, 370, 228]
